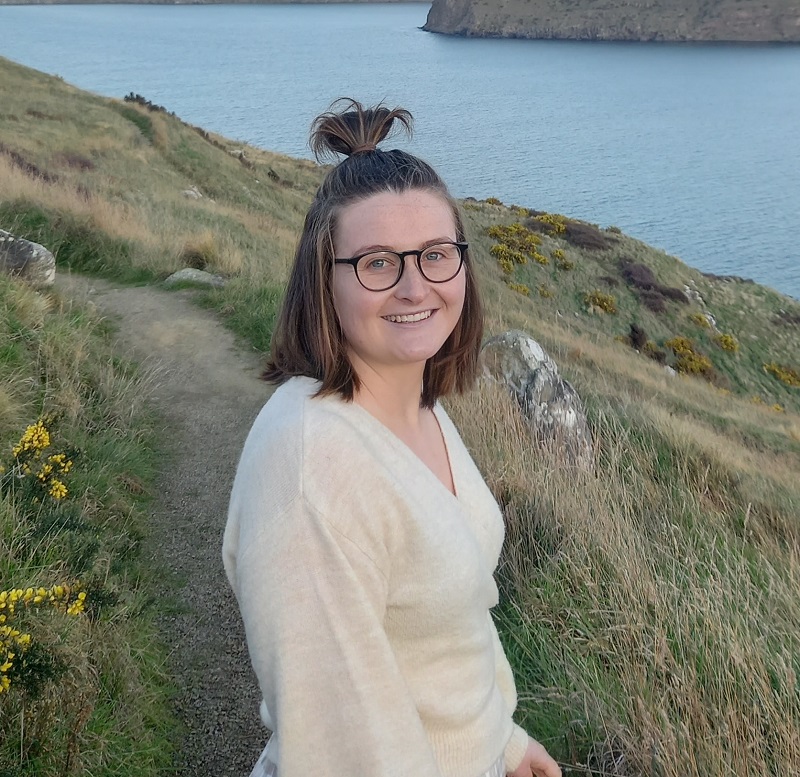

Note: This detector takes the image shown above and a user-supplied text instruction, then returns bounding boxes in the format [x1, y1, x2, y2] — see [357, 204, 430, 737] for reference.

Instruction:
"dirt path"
[56, 273, 271, 776]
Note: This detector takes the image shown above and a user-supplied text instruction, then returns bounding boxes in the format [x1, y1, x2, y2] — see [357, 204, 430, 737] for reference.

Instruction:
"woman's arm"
[230, 493, 442, 777]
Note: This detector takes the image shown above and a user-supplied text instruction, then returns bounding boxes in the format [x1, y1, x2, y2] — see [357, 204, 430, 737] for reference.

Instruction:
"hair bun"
[310, 98, 413, 160]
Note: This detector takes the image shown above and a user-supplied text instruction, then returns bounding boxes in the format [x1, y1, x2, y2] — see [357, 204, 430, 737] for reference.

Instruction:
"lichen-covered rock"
[164, 268, 226, 289]
[0, 229, 56, 288]
[480, 330, 594, 468]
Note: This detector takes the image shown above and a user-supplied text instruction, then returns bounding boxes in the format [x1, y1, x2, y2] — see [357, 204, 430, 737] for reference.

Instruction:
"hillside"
[423, 0, 800, 42]
[1, 57, 799, 775]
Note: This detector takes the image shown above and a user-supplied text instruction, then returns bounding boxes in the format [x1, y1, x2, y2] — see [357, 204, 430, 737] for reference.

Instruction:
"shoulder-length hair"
[263, 99, 484, 409]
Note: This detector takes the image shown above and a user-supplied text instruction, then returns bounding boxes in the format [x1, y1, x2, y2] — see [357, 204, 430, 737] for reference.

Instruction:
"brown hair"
[263, 98, 484, 408]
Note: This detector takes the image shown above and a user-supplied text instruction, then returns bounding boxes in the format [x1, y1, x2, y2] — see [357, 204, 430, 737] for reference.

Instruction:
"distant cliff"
[423, 0, 800, 43]
[0, 0, 425, 5]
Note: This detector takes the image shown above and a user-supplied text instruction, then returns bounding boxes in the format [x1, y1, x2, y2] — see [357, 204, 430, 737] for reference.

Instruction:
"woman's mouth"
[383, 310, 434, 324]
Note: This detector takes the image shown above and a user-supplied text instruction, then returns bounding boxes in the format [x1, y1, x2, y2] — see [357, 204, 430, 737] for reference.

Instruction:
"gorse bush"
[715, 333, 740, 352]
[689, 312, 712, 328]
[506, 282, 531, 297]
[584, 290, 618, 314]
[764, 362, 800, 388]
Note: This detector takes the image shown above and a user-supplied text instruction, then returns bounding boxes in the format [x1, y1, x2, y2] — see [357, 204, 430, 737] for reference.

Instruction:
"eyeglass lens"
[357, 243, 462, 290]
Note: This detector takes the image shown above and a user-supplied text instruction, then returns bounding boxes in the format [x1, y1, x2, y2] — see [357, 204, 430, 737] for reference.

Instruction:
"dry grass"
[447, 383, 800, 774]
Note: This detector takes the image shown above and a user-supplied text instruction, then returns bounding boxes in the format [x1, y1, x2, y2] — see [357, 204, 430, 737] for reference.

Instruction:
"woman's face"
[332, 189, 466, 378]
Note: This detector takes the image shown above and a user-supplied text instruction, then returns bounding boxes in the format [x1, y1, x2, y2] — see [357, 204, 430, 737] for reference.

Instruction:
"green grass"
[0, 273, 175, 776]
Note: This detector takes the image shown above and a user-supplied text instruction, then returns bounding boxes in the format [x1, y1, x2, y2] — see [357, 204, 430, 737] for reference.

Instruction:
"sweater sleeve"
[231, 494, 443, 777]
[488, 613, 530, 773]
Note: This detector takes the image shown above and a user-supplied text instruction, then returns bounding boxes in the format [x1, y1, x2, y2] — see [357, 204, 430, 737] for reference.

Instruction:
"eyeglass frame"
[333, 241, 468, 292]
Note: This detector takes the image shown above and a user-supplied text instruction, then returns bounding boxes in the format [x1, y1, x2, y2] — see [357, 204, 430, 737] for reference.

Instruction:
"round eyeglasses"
[334, 241, 468, 292]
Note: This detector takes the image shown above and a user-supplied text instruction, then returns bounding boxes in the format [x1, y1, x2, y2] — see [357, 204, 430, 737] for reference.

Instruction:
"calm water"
[1, 3, 799, 299]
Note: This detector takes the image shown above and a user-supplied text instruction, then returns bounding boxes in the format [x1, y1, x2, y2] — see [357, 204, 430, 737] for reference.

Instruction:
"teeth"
[384, 310, 433, 323]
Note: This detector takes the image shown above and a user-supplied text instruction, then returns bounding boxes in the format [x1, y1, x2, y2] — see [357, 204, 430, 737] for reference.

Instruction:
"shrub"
[606, 225, 622, 234]
[689, 312, 711, 328]
[529, 212, 567, 235]
[676, 351, 714, 377]
[665, 336, 695, 356]
[506, 282, 531, 297]
[622, 261, 658, 290]
[584, 290, 617, 314]
[563, 219, 615, 250]
[486, 223, 541, 254]
[510, 205, 530, 217]
[715, 333, 740, 352]
[643, 340, 667, 363]
[553, 249, 574, 271]
[537, 284, 553, 298]
[532, 251, 549, 266]
[490, 244, 524, 274]
[764, 362, 800, 388]
[629, 323, 647, 350]
[640, 289, 666, 313]
[485, 197, 503, 206]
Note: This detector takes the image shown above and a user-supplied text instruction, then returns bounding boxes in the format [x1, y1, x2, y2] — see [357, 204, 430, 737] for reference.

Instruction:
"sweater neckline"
[318, 385, 461, 503]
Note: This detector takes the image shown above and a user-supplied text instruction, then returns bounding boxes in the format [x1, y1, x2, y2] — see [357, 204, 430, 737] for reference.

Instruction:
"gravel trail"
[56, 273, 270, 776]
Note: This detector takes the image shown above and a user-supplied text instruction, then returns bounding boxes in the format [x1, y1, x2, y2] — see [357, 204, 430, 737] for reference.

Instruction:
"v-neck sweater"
[223, 376, 530, 777]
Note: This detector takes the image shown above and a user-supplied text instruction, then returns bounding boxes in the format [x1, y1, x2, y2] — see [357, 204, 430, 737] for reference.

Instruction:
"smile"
[382, 310, 434, 324]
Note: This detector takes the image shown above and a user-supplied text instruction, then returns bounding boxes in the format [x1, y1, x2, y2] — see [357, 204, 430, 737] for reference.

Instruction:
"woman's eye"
[424, 251, 443, 262]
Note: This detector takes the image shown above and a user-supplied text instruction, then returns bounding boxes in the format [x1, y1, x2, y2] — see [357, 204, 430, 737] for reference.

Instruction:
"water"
[1, 3, 799, 299]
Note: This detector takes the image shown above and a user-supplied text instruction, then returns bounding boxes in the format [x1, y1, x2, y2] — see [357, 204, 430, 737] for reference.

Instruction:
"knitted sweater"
[223, 376, 530, 777]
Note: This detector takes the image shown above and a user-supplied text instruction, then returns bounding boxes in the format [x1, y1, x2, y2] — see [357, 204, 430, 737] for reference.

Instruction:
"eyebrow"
[350, 237, 457, 255]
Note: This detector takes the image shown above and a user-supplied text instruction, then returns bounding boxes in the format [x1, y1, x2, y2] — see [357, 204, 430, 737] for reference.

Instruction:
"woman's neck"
[350, 360, 428, 433]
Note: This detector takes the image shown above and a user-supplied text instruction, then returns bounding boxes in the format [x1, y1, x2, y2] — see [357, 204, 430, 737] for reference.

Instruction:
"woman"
[223, 99, 560, 777]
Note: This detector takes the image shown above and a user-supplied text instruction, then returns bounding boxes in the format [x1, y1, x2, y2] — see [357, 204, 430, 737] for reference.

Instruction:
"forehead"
[335, 189, 456, 255]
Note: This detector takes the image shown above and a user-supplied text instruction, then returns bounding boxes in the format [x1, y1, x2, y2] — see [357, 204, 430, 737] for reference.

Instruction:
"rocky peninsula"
[423, 0, 800, 43]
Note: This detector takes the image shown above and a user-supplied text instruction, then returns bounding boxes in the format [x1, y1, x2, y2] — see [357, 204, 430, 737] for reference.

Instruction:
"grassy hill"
[1, 56, 799, 775]
[423, 0, 800, 42]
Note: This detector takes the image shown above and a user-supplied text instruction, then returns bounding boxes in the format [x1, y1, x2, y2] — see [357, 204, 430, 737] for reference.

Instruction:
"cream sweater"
[223, 377, 530, 777]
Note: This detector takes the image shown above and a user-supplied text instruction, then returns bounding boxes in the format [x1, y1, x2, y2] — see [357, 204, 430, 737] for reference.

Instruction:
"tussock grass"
[447, 384, 800, 774]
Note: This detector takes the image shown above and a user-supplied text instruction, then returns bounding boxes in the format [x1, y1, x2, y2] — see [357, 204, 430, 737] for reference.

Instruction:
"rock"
[480, 330, 594, 469]
[0, 229, 56, 288]
[182, 186, 203, 200]
[164, 268, 226, 289]
[664, 365, 677, 377]
[683, 283, 705, 306]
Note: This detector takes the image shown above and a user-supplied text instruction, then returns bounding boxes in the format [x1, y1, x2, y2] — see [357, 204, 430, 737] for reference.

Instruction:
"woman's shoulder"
[241, 376, 390, 475]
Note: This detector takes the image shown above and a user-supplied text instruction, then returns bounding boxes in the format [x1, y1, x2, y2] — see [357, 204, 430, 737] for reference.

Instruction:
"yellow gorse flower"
[0, 583, 88, 694]
[4, 419, 74, 503]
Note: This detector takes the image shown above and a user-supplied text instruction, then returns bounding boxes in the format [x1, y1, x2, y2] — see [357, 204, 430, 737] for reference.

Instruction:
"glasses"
[334, 241, 468, 292]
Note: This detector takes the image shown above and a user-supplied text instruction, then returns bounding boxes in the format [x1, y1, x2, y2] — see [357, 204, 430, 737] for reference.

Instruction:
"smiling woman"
[222, 99, 561, 777]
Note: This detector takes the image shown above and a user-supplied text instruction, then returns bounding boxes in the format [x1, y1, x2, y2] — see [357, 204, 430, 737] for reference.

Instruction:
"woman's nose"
[394, 257, 428, 300]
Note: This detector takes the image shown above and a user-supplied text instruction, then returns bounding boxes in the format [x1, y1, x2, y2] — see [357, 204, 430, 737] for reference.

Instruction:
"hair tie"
[351, 143, 377, 155]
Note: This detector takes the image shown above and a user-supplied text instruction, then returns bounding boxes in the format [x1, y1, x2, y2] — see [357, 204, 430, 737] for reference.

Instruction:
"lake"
[1, 3, 799, 299]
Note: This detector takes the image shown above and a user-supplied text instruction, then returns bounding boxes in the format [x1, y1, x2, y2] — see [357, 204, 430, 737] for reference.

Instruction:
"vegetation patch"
[584, 290, 618, 314]
[528, 212, 617, 250]
[621, 260, 688, 311]
[764, 362, 800, 388]
[506, 281, 531, 297]
[0, 276, 172, 775]
[714, 333, 740, 352]
[689, 312, 712, 328]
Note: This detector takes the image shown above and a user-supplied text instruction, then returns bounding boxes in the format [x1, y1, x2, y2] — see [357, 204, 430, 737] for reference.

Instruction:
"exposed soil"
[56, 273, 271, 776]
